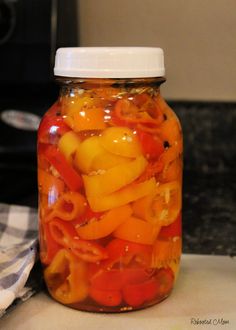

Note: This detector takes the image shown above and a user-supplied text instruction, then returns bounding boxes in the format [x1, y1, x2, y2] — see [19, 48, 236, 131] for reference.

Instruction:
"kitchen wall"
[77, 0, 236, 101]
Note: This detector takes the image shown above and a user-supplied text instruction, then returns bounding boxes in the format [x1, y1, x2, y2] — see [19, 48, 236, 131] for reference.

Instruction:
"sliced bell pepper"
[123, 267, 174, 307]
[74, 135, 130, 173]
[45, 191, 87, 222]
[58, 131, 81, 163]
[64, 104, 106, 132]
[114, 216, 160, 245]
[159, 143, 183, 168]
[74, 136, 104, 174]
[154, 94, 176, 120]
[48, 218, 78, 247]
[160, 157, 182, 183]
[122, 278, 159, 307]
[43, 145, 83, 191]
[158, 213, 182, 239]
[48, 219, 108, 263]
[133, 181, 182, 227]
[135, 159, 164, 183]
[87, 177, 156, 212]
[89, 268, 150, 291]
[44, 249, 88, 304]
[91, 149, 130, 171]
[71, 205, 104, 227]
[82, 155, 147, 197]
[154, 267, 175, 297]
[38, 169, 65, 196]
[100, 126, 142, 158]
[106, 238, 152, 268]
[89, 287, 122, 307]
[38, 102, 70, 144]
[112, 98, 163, 127]
[70, 238, 108, 263]
[75, 204, 132, 240]
[39, 222, 60, 265]
[158, 117, 182, 146]
[137, 130, 164, 160]
[151, 237, 182, 268]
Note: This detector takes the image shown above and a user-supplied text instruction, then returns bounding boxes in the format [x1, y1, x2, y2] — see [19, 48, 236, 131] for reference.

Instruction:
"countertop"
[1, 254, 236, 330]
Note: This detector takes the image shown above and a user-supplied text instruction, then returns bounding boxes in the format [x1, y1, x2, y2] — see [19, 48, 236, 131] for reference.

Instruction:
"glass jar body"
[37, 77, 183, 312]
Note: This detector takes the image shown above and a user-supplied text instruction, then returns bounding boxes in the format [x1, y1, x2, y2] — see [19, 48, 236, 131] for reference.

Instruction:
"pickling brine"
[37, 47, 183, 312]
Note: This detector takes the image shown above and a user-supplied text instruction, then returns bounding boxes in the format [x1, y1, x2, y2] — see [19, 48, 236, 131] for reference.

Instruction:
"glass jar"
[37, 47, 183, 312]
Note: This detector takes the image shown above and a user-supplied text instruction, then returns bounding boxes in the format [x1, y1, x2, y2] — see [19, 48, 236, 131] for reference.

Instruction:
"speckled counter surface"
[182, 171, 236, 256]
[172, 102, 236, 257]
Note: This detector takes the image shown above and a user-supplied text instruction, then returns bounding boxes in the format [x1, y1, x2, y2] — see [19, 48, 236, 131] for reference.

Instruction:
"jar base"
[47, 290, 172, 313]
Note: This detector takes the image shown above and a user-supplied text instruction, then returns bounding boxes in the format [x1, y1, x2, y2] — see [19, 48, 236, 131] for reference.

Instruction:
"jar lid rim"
[54, 47, 165, 78]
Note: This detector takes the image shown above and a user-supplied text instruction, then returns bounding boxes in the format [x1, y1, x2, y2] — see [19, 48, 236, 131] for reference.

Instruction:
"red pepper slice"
[122, 267, 174, 307]
[123, 278, 159, 307]
[43, 145, 83, 191]
[89, 267, 151, 291]
[49, 218, 108, 263]
[39, 222, 60, 265]
[155, 267, 174, 297]
[49, 218, 78, 247]
[137, 130, 164, 160]
[111, 98, 163, 130]
[89, 287, 122, 307]
[70, 239, 108, 263]
[106, 238, 152, 267]
[71, 205, 104, 227]
[158, 213, 182, 239]
[38, 102, 70, 144]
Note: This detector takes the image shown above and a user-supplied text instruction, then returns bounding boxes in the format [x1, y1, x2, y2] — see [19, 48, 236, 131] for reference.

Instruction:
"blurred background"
[0, 0, 235, 254]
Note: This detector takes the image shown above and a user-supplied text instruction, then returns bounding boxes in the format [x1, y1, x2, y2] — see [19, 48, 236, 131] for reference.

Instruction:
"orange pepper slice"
[87, 178, 156, 212]
[158, 117, 182, 146]
[160, 157, 183, 183]
[44, 249, 88, 304]
[65, 106, 106, 132]
[75, 204, 132, 240]
[114, 216, 160, 245]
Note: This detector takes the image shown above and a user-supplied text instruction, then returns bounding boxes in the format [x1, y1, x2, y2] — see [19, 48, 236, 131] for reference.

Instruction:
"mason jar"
[37, 47, 183, 312]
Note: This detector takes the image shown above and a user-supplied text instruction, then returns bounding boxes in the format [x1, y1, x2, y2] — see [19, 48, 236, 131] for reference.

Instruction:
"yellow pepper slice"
[74, 136, 103, 174]
[114, 216, 161, 245]
[83, 155, 147, 197]
[76, 204, 132, 240]
[133, 181, 182, 226]
[100, 127, 142, 158]
[45, 191, 87, 222]
[91, 150, 130, 171]
[88, 178, 156, 212]
[74, 135, 131, 174]
[58, 131, 81, 163]
[44, 249, 88, 304]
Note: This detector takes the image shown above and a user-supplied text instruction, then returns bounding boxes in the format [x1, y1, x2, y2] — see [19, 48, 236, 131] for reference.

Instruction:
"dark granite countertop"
[172, 101, 236, 257]
[182, 170, 236, 256]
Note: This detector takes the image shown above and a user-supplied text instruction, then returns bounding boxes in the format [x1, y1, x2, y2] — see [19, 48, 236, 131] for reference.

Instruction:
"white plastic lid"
[54, 47, 165, 78]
